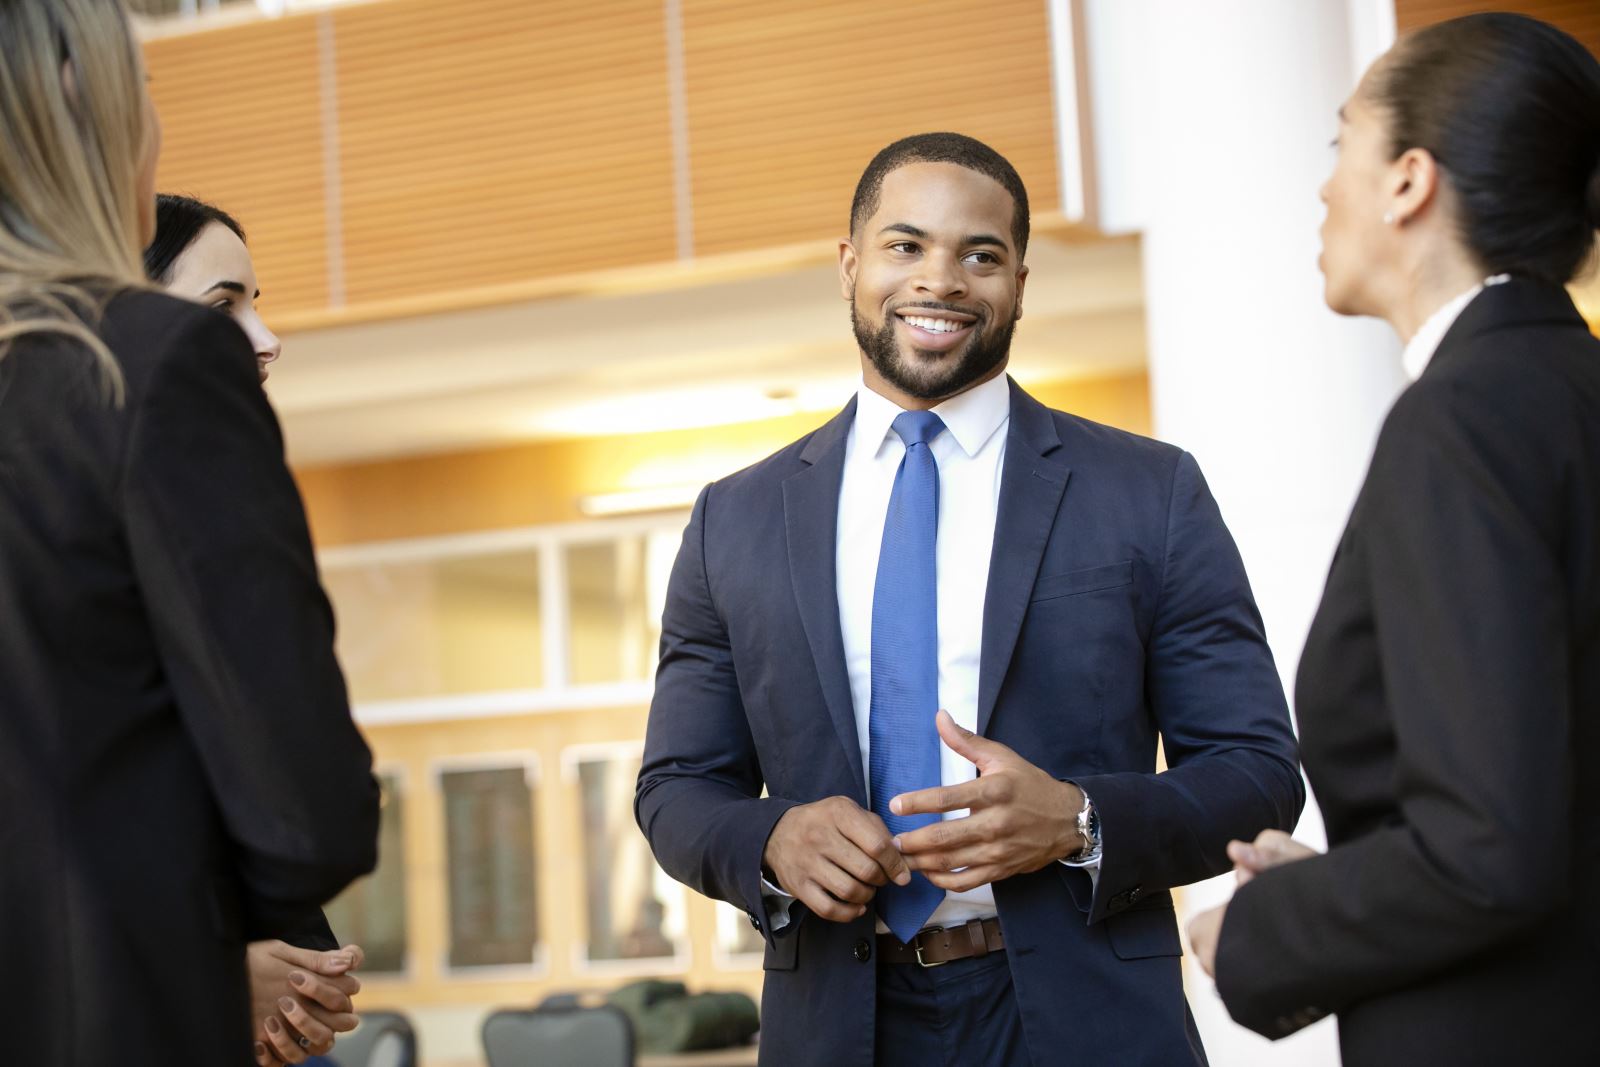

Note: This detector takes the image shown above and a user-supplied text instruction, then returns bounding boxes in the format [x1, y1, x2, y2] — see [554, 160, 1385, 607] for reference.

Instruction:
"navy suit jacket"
[637, 380, 1302, 1066]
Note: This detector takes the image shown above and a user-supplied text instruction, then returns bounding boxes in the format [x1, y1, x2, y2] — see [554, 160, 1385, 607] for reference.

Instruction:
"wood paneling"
[1395, 0, 1600, 57]
[329, 0, 678, 304]
[144, 0, 1067, 320]
[682, 0, 1061, 256]
[146, 17, 332, 316]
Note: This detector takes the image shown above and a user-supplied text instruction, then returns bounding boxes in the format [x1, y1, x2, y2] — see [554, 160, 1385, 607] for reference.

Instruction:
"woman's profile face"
[162, 221, 282, 382]
[1318, 74, 1397, 318]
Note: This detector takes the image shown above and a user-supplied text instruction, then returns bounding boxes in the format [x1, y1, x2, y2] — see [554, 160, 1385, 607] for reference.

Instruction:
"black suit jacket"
[1217, 279, 1600, 1063]
[638, 380, 1303, 1066]
[0, 290, 379, 1064]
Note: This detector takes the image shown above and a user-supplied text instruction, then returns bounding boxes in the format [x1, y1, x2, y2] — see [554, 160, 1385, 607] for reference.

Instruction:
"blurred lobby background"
[131, 1, 1600, 1064]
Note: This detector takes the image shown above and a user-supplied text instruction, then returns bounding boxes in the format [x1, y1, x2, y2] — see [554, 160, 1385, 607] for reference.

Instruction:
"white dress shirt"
[1402, 274, 1511, 382]
[764, 372, 1098, 935]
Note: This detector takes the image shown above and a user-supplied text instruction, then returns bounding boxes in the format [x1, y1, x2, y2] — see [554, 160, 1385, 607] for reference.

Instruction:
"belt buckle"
[912, 927, 947, 968]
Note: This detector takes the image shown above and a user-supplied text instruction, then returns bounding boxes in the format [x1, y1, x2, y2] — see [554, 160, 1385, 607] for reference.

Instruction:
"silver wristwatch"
[1070, 786, 1101, 861]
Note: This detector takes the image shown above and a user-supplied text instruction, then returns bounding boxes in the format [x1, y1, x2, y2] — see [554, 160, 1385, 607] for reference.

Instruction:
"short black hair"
[142, 194, 247, 283]
[849, 132, 1031, 257]
[1371, 13, 1600, 285]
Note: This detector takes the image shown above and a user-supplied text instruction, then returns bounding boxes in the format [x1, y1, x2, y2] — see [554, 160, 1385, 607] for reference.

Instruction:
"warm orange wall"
[294, 372, 1153, 548]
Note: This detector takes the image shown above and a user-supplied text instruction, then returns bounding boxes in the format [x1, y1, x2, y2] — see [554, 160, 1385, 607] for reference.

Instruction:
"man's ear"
[838, 238, 859, 301]
[1013, 264, 1029, 321]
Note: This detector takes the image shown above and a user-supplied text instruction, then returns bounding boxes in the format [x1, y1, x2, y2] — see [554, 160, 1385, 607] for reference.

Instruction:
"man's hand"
[248, 940, 365, 1066]
[763, 796, 911, 922]
[1228, 829, 1319, 885]
[891, 711, 1085, 893]
[1187, 902, 1226, 978]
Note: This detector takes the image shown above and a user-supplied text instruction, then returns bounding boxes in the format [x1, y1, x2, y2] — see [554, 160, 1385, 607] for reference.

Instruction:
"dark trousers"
[874, 952, 1030, 1067]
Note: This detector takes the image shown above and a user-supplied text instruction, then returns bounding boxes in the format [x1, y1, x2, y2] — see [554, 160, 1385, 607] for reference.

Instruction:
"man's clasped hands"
[763, 710, 1092, 922]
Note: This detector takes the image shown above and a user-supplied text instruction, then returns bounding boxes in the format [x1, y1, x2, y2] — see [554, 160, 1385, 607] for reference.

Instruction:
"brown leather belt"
[877, 917, 1004, 967]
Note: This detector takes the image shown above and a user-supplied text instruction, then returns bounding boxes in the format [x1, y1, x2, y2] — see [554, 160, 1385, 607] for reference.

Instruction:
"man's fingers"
[340, 943, 366, 971]
[253, 1040, 281, 1067]
[836, 809, 910, 886]
[279, 997, 336, 1056]
[933, 709, 1010, 768]
[798, 880, 867, 923]
[924, 864, 1001, 894]
[814, 858, 878, 905]
[266, 941, 354, 977]
[262, 1015, 308, 1065]
[890, 780, 981, 818]
[286, 970, 355, 1013]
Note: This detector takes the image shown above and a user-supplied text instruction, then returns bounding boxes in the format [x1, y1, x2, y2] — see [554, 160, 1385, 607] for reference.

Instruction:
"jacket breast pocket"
[1030, 560, 1133, 603]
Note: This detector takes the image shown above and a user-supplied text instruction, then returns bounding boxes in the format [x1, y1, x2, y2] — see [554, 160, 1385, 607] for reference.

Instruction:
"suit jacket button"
[852, 939, 872, 962]
[747, 912, 762, 931]
[1128, 885, 1143, 903]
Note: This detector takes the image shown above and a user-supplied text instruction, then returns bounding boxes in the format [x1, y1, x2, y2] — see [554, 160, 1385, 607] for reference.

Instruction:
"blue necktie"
[869, 409, 947, 943]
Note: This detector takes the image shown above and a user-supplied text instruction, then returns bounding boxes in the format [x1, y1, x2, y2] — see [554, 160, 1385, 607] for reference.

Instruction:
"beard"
[851, 297, 1016, 402]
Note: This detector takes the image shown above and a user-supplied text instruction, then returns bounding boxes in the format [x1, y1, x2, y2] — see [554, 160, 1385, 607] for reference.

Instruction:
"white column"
[1077, 2, 1401, 1064]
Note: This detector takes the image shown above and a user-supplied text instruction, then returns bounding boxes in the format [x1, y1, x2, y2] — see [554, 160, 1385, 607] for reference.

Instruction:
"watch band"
[1070, 785, 1101, 861]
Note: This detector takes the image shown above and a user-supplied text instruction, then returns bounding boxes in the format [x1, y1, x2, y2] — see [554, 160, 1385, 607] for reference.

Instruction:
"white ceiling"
[266, 235, 1149, 466]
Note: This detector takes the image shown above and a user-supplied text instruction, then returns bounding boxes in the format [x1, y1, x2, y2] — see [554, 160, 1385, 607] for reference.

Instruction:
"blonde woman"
[0, 3, 378, 1064]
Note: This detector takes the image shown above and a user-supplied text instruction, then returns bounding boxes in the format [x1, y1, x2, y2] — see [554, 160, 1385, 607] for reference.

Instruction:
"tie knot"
[891, 410, 945, 449]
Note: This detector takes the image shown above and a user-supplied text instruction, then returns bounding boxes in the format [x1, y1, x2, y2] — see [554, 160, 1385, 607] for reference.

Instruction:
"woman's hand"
[247, 940, 365, 1066]
[1228, 829, 1320, 885]
[1188, 831, 1322, 978]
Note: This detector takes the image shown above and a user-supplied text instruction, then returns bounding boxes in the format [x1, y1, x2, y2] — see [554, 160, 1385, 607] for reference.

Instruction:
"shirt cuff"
[761, 874, 796, 932]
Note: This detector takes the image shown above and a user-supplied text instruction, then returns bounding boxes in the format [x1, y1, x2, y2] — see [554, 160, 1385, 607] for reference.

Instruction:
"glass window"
[322, 550, 543, 702]
[573, 752, 684, 963]
[323, 772, 408, 972]
[716, 902, 766, 962]
[566, 531, 681, 685]
[441, 765, 538, 968]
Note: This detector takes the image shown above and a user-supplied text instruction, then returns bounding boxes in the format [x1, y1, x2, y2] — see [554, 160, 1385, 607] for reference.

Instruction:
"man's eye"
[889, 241, 919, 254]
[966, 251, 998, 265]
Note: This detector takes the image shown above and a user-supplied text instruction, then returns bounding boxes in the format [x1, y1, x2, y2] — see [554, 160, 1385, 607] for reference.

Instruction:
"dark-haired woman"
[145, 197, 368, 1065]
[147, 193, 282, 381]
[0, 2, 378, 1064]
[1187, 12, 1600, 1064]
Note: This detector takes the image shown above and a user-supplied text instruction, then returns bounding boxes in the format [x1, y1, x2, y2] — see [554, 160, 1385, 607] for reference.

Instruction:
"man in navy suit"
[636, 133, 1302, 1066]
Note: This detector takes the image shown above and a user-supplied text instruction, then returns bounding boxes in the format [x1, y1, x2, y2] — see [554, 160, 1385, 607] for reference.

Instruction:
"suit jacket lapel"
[978, 381, 1070, 736]
[782, 399, 867, 800]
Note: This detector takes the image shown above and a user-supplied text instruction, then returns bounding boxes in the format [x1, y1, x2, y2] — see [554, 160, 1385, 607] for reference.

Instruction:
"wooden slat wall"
[143, 0, 1063, 319]
[1395, 0, 1600, 56]
[329, 0, 678, 305]
[146, 17, 332, 316]
[681, 0, 1061, 256]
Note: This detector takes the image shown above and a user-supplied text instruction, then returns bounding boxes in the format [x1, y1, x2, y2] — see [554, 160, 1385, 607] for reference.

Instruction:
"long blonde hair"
[0, 0, 154, 401]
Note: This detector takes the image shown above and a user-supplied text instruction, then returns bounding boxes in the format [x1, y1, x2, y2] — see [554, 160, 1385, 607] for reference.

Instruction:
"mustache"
[890, 300, 986, 322]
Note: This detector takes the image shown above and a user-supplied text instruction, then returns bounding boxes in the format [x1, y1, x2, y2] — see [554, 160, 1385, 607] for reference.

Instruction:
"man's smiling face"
[840, 161, 1028, 406]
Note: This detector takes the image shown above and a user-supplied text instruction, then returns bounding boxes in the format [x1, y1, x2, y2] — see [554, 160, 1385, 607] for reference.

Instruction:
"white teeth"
[903, 314, 965, 333]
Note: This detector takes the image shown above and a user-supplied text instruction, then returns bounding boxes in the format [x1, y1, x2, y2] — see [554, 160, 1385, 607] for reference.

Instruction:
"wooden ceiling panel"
[330, 0, 678, 305]
[682, 0, 1061, 256]
[146, 17, 331, 315]
[1395, 0, 1600, 57]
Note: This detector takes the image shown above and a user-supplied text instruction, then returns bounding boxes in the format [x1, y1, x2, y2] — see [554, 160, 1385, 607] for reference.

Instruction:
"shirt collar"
[1402, 274, 1511, 382]
[853, 372, 1012, 461]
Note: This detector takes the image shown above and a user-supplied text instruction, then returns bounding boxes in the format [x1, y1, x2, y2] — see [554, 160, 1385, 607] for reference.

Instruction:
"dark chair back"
[327, 1010, 417, 1067]
[482, 1005, 634, 1067]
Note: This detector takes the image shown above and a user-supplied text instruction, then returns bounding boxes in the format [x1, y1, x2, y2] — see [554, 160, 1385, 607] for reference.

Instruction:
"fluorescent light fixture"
[578, 485, 702, 517]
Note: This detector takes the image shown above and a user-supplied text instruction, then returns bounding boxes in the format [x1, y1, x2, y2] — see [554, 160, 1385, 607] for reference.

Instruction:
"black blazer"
[639, 381, 1303, 1066]
[0, 290, 379, 1064]
[1216, 279, 1600, 1063]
